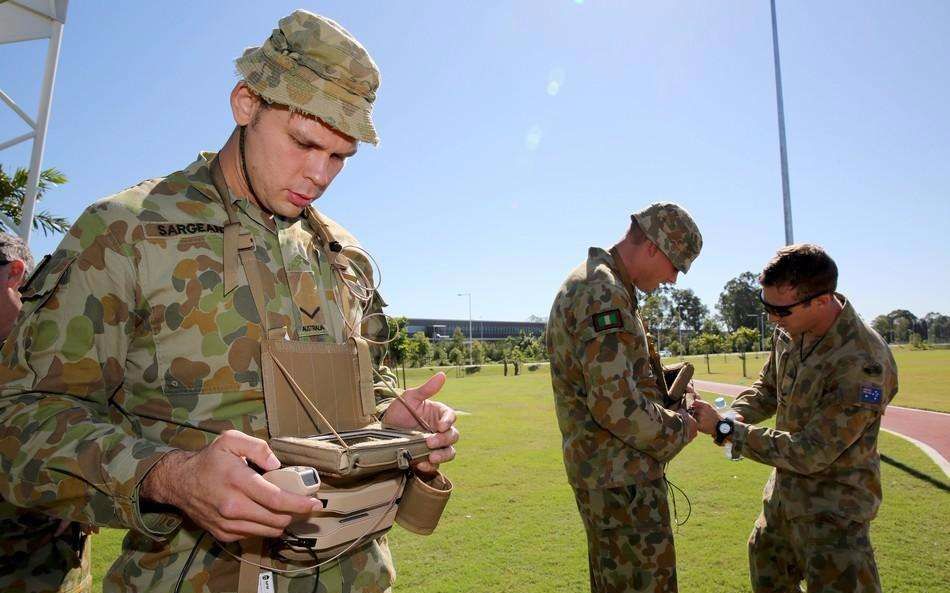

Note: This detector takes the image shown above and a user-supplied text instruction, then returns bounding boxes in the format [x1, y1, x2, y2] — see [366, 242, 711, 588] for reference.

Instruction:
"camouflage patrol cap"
[235, 10, 381, 145]
[0, 232, 34, 274]
[632, 202, 703, 273]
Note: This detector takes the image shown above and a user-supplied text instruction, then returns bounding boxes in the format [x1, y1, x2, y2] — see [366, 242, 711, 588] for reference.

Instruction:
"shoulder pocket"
[19, 251, 78, 316]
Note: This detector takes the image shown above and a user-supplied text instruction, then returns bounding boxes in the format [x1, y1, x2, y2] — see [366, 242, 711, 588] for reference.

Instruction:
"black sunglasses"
[758, 289, 829, 317]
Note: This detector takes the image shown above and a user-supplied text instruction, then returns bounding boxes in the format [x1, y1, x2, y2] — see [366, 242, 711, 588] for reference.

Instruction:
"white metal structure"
[0, 0, 69, 241]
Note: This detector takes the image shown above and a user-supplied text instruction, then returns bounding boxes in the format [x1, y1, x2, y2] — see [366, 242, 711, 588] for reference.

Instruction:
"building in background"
[405, 318, 545, 342]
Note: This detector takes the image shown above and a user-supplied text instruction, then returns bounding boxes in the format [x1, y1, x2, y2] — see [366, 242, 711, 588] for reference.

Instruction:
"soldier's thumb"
[414, 372, 446, 400]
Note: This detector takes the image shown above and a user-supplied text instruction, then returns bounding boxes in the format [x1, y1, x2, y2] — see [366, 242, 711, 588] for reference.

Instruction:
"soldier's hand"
[141, 430, 321, 543]
[384, 372, 459, 474]
[679, 409, 699, 443]
[689, 399, 721, 435]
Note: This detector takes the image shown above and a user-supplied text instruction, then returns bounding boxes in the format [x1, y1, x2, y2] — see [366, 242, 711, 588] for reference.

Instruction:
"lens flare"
[525, 125, 542, 151]
[547, 67, 566, 96]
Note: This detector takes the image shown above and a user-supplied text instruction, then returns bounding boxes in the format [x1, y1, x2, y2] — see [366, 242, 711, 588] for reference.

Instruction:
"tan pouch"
[284, 472, 406, 559]
[270, 426, 433, 477]
[261, 337, 376, 435]
[395, 471, 453, 535]
[662, 362, 695, 408]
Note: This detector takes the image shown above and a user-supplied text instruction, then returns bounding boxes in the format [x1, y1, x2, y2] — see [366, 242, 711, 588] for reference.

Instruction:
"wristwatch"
[714, 417, 735, 446]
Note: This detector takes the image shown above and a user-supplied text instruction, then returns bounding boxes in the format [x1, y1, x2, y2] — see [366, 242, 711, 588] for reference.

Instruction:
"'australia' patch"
[592, 309, 623, 332]
[859, 384, 883, 406]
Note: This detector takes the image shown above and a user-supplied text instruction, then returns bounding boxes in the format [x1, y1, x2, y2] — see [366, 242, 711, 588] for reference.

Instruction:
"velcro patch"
[859, 384, 883, 406]
[592, 309, 623, 332]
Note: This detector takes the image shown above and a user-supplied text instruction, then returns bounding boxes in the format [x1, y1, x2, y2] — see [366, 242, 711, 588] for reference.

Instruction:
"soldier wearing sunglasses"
[691, 243, 897, 593]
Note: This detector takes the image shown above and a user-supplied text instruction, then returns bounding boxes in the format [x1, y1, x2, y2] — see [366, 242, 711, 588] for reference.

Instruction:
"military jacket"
[546, 247, 690, 490]
[730, 296, 898, 522]
[0, 153, 401, 593]
[0, 503, 90, 593]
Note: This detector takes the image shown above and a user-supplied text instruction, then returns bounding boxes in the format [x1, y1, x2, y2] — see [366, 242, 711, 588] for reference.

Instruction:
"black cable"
[665, 476, 692, 528]
[307, 546, 321, 593]
[174, 531, 208, 593]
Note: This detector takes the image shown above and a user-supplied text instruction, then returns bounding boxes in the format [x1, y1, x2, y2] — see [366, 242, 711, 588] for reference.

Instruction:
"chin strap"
[239, 125, 262, 205]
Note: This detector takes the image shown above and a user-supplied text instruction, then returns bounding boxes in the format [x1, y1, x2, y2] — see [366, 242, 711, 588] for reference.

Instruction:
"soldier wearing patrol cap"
[0, 10, 458, 593]
[546, 202, 703, 593]
[691, 243, 897, 593]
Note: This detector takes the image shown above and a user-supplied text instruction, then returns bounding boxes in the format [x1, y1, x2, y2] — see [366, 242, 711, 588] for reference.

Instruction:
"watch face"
[717, 422, 732, 435]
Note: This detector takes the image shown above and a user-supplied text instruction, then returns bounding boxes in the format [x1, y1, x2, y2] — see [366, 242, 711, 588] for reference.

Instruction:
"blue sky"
[2, 1, 947, 324]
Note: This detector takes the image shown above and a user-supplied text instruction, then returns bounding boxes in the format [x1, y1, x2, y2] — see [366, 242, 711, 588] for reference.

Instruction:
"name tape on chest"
[859, 384, 883, 406]
[144, 222, 225, 237]
[592, 309, 623, 332]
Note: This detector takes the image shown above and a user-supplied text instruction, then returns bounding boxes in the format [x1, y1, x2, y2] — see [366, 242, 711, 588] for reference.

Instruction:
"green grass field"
[91, 367, 950, 591]
[667, 346, 950, 413]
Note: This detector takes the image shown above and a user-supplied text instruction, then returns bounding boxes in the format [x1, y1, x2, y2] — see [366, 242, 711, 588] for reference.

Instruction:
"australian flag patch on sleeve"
[859, 384, 883, 405]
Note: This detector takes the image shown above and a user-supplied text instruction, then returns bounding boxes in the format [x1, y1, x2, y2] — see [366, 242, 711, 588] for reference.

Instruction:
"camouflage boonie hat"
[236, 10, 381, 145]
[0, 232, 34, 274]
[632, 202, 703, 273]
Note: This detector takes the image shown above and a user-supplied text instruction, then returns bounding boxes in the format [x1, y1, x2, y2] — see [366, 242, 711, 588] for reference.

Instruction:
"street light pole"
[457, 292, 473, 365]
[746, 312, 767, 352]
[770, 0, 794, 245]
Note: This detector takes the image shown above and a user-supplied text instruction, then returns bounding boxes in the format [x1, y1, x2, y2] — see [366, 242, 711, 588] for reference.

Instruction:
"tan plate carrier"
[208, 158, 452, 591]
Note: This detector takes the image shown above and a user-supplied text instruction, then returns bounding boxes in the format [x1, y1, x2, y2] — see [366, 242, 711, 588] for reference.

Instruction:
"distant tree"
[716, 272, 764, 332]
[730, 327, 759, 353]
[409, 332, 432, 367]
[448, 346, 464, 366]
[670, 288, 708, 332]
[0, 164, 70, 236]
[923, 312, 950, 342]
[385, 317, 411, 368]
[691, 332, 725, 356]
[690, 332, 724, 373]
[471, 340, 486, 364]
[892, 317, 911, 343]
[432, 343, 448, 366]
[700, 316, 724, 335]
[871, 315, 891, 342]
[668, 340, 683, 356]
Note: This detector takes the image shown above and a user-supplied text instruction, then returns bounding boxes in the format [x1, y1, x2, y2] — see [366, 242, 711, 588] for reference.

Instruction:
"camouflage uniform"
[0, 11, 405, 593]
[0, 233, 92, 593]
[729, 296, 898, 593]
[546, 202, 703, 593]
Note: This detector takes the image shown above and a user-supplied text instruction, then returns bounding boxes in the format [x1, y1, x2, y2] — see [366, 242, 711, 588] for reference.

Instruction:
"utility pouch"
[278, 472, 407, 561]
[395, 471, 453, 535]
[261, 336, 434, 477]
[261, 336, 376, 435]
[662, 361, 695, 409]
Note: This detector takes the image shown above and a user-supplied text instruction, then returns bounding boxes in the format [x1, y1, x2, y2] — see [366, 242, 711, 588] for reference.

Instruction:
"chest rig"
[209, 159, 452, 588]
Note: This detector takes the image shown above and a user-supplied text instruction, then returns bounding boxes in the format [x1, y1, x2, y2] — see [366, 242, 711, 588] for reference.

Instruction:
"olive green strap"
[209, 157, 273, 334]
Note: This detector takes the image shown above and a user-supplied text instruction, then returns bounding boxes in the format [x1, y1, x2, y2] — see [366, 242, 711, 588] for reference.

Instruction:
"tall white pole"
[18, 17, 64, 241]
[770, 0, 794, 245]
[457, 292, 473, 365]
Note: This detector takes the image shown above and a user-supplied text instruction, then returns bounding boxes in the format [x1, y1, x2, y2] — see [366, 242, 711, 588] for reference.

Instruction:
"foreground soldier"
[0, 11, 457, 593]
[0, 234, 92, 593]
[546, 203, 702, 593]
[692, 244, 896, 593]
